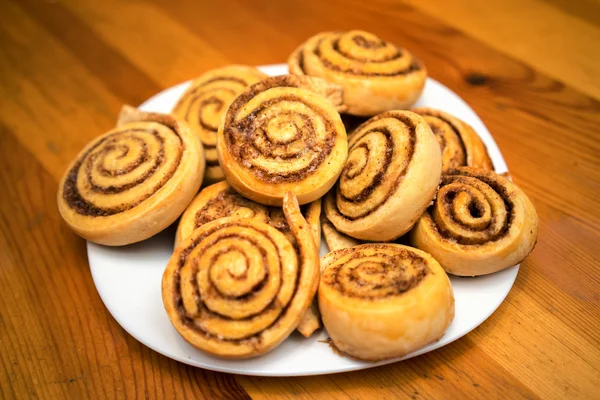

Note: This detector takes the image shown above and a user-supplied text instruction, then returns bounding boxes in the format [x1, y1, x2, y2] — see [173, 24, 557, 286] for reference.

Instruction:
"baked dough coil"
[324, 110, 441, 241]
[288, 30, 427, 116]
[410, 167, 539, 276]
[162, 193, 319, 358]
[319, 243, 455, 361]
[57, 105, 204, 245]
[217, 75, 348, 206]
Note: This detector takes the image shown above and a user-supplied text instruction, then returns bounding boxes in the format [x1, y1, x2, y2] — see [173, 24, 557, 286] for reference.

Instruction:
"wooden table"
[1, 0, 599, 398]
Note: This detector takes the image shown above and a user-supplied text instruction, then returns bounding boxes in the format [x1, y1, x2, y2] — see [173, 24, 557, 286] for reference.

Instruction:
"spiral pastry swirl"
[288, 30, 427, 116]
[319, 244, 454, 361]
[172, 65, 267, 184]
[412, 107, 493, 173]
[162, 193, 319, 358]
[324, 110, 441, 241]
[57, 106, 204, 246]
[410, 167, 539, 276]
[175, 182, 323, 337]
[175, 181, 270, 247]
[217, 75, 348, 206]
[175, 181, 322, 248]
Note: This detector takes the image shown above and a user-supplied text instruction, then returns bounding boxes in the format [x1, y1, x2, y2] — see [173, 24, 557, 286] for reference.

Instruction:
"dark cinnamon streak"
[335, 113, 417, 220]
[341, 127, 394, 204]
[324, 246, 429, 298]
[313, 36, 421, 76]
[224, 84, 336, 183]
[96, 142, 142, 177]
[192, 187, 314, 250]
[63, 126, 183, 216]
[198, 237, 270, 307]
[88, 135, 160, 194]
[351, 35, 386, 49]
[174, 76, 250, 148]
[333, 38, 402, 64]
[426, 114, 468, 168]
[182, 88, 235, 135]
[430, 170, 515, 245]
[173, 221, 302, 344]
[194, 187, 263, 227]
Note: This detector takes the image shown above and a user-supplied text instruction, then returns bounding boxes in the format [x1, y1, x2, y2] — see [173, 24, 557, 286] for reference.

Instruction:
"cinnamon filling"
[323, 245, 429, 298]
[172, 221, 303, 344]
[351, 35, 386, 49]
[194, 187, 264, 227]
[224, 93, 337, 184]
[313, 36, 421, 76]
[429, 170, 515, 245]
[63, 126, 183, 216]
[334, 113, 417, 220]
[423, 112, 468, 168]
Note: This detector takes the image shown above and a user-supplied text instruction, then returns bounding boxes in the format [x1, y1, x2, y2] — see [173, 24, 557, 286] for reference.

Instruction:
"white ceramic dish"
[88, 64, 517, 376]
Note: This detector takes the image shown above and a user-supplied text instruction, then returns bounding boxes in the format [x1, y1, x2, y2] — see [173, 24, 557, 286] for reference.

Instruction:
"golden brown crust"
[295, 198, 322, 337]
[321, 217, 362, 252]
[411, 107, 493, 172]
[57, 105, 204, 246]
[410, 167, 539, 276]
[266, 198, 321, 248]
[162, 192, 319, 358]
[319, 244, 454, 361]
[288, 30, 427, 116]
[175, 181, 322, 249]
[175, 182, 323, 338]
[324, 110, 442, 241]
[171, 65, 268, 185]
[175, 181, 270, 247]
[217, 75, 348, 206]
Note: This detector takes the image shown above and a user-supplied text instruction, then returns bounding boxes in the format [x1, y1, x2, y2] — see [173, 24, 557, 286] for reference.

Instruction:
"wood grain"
[1, 0, 599, 398]
[404, 0, 600, 100]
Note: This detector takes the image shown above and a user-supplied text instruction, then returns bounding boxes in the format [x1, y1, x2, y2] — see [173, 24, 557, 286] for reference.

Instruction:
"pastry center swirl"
[63, 123, 183, 216]
[323, 246, 429, 299]
[333, 114, 416, 220]
[311, 31, 422, 76]
[224, 93, 337, 184]
[174, 222, 299, 342]
[431, 172, 515, 245]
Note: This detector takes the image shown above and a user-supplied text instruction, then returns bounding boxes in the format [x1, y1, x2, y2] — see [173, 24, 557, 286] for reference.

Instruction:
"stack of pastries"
[57, 30, 538, 361]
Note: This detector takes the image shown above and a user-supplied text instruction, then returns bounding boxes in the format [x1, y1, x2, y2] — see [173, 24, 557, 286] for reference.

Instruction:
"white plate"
[88, 64, 517, 376]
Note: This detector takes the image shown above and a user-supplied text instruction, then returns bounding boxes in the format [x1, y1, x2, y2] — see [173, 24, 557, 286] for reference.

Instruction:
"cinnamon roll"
[411, 107, 493, 172]
[172, 65, 267, 184]
[217, 75, 348, 206]
[410, 167, 539, 276]
[288, 30, 427, 116]
[319, 244, 454, 361]
[324, 110, 442, 241]
[175, 182, 323, 337]
[57, 105, 204, 246]
[162, 193, 319, 358]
